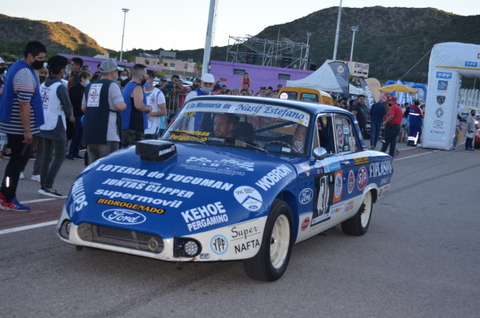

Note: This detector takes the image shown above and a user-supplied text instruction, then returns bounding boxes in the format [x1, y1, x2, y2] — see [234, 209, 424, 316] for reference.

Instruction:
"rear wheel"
[243, 199, 293, 281]
[341, 191, 373, 236]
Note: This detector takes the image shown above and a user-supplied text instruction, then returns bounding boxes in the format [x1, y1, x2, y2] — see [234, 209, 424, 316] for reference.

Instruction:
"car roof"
[187, 95, 351, 117]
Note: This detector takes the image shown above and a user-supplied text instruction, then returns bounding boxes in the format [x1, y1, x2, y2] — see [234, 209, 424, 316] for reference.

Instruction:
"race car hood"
[65, 141, 300, 238]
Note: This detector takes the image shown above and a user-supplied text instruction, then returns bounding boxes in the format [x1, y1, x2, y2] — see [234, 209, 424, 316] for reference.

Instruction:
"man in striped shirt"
[0, 41, 46, 211]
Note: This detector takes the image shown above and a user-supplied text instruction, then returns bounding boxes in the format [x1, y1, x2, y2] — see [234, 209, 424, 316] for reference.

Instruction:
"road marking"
[23, 198, 58, 204]
[0, 220, 57, 235]
[396, 150, 440, 161]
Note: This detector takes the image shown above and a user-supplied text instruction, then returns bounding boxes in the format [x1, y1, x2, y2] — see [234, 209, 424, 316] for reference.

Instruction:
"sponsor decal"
[330, 202, 345, 214]
[144, 183, 194, 198]
[95, 164, 148, 176]
[158, 145, 176, 156]
[337, 126, 344, 147]
[234, 239, 260, 254]
[200, 254, 210, 259]
[436, 96, 445, 105]
[301, 217, 310, 231]
[333, 170, 343, 202]
[210, 234, 228, 255]
[181, 202, 229, 232]
[324, 157, 342, 171]
[437, 80, 448, 91]
[347, 170, 355, 194]
[357, 166, 368, 191]
[299, 188, 314, 205]
[71, 177, 88, 213]
[169, 130, 209, 142]
[380, 177, 390, 185]
[436, 72, 452, 79]
[96, 198, 165, 214]
[234, 186, 263, 211]
[312, 175, 332, 226]
[101, 209, 146, 225]
[435, 107, 444, 118]
[181, 157, 254, 176]
[230, 224, 261, 241]
[184, 102, 310, 125]
[378, 184, 391, 198]
[102, 178, 147, 190]
[164, 173, 233, 191]
[369, 161, 393, 178]
[255, 164, 292, 191]
[429, 129, 446, 135]
[354, 157, 370, 165]
[299, 163, 311, 176]
[345, 200, 354, 212]
[465, 61, 478, 67]
[434, 120, 443, 127]
[94, 189, 183, 208]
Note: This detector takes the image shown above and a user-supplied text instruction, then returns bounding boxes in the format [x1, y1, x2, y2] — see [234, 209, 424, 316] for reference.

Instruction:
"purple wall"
[209, 60, 314, 93]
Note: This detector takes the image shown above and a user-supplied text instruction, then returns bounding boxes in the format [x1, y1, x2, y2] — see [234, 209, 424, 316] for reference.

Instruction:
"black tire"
[341, 191, 373, 236]
[243, 199, 293, 282]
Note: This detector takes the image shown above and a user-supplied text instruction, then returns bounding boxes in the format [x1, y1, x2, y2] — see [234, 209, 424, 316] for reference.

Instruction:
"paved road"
[1, 143, 479, 317]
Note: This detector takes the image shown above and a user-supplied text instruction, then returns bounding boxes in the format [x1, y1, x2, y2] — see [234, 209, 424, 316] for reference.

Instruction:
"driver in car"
[292, 124, 306, 153]
[214, 113, 235, 138]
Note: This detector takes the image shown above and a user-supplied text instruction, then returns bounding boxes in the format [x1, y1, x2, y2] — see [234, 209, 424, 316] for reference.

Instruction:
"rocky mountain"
[1, 7, 480, 83]
[175, 6, 480, 83]
[0, 14, 106, 57]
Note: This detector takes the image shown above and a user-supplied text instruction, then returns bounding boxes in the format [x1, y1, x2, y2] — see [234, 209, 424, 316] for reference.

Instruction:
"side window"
[333, 115, 356, 153]
[316, 115, 335, 153]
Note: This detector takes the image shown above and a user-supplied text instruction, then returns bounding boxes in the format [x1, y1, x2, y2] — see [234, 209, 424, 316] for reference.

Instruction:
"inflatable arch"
[423, 42, 480, 150]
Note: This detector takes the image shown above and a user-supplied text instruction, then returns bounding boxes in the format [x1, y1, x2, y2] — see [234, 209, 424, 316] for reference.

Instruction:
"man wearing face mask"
[0, 41, 46, 211]
[185, 73, 215, 103]
[121, 64, 152, 147]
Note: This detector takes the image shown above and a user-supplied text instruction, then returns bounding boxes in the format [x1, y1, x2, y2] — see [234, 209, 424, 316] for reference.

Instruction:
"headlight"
[174, 237, 202, 258]
[59, 220, 72, 239]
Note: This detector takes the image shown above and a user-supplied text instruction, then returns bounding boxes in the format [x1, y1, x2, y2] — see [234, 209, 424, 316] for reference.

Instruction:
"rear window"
[279, 91, 298, 100]
[300, 93, 319, 103]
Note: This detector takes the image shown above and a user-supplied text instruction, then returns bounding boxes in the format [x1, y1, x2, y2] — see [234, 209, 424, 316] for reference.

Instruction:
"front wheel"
[341, 191, 373, 236]
[243, 199, 293, 281]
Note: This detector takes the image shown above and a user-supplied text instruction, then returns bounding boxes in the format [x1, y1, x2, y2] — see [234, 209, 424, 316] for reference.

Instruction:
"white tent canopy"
[287, 61, 364, 95]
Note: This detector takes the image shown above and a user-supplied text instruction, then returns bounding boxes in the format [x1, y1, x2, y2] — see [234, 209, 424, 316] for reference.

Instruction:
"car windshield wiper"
[169, 131, 207, 145]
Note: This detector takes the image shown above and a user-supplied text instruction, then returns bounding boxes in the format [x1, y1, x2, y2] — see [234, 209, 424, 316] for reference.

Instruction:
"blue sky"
[2, 0, 479, 51]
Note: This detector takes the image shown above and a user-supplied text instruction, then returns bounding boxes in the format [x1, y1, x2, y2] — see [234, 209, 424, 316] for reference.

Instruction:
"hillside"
[1, 7, 480, 83]
[174, 6, 480, 83]
[0, 14, 107, 57]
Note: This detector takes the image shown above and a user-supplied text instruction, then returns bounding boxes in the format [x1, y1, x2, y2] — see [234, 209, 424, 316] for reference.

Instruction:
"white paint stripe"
[395, 150, 440, 161]
[0, 220, 57, 235]
[23, 198, 58, 204]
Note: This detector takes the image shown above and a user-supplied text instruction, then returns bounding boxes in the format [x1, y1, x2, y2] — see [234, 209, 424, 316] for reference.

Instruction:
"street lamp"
[350, 26, 359, 62]
[305, 32, 312, 70]
[119, 8, 129, 62]
[332, 0, 343, 60]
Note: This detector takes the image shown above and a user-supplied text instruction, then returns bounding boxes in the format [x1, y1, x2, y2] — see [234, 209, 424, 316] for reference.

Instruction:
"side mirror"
[313, 147, 328, 160]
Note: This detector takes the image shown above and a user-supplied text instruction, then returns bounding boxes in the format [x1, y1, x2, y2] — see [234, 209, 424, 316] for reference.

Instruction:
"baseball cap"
[160, 78, 167, 81]
[99, 60, 118, 74]
[201, 73, 215, 83]
[387, 96, 396, 102]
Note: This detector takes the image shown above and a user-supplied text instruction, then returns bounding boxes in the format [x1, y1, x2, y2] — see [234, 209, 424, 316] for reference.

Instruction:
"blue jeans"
[40, 138, 66, 189]
[370, 122, 382, 148]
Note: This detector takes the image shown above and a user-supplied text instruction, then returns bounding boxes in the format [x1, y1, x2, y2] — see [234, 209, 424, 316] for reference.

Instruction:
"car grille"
[77, 223, 164, 254]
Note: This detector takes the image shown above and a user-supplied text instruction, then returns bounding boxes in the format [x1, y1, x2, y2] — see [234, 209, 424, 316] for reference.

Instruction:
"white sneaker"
[19, 172, 25, 180]
[31, 174, 41, 182]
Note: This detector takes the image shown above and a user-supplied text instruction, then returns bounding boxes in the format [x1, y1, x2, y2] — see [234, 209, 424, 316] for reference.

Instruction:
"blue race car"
[57, 95, 393, 281]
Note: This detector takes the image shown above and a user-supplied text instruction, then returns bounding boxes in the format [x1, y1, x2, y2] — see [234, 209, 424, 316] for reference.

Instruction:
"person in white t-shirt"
[144, 71, 167, 139]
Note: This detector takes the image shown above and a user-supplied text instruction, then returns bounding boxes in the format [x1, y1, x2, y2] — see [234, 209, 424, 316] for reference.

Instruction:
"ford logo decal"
[101, 209, 147, 225]
[299, 188, 314, 205]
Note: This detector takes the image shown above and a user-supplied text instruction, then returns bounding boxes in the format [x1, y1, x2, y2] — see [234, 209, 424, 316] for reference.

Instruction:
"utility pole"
[202, 0, 216, 76]
[119, 8, 129, 62]
[332, 0, 342, 61]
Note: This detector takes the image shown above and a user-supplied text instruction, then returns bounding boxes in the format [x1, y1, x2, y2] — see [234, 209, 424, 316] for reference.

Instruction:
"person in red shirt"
[380, 96, 403, 157]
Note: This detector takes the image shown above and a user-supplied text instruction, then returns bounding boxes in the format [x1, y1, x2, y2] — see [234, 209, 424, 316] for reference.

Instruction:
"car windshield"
[163, 99, 311, 155]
